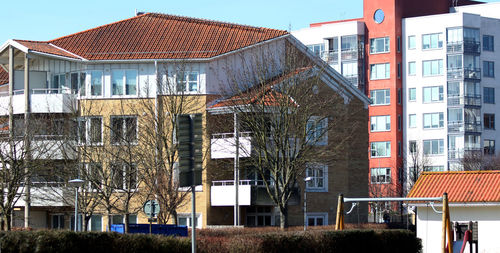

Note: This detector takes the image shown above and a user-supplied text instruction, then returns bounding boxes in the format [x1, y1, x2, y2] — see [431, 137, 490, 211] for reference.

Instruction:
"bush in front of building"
[0, 230, 190, 253]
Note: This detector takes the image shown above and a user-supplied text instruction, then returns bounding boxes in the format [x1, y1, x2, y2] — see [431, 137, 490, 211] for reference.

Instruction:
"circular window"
[374, 9, 385, 24]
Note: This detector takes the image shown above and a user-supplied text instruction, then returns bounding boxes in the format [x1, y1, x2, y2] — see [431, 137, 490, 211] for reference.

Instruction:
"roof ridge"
[422, 170, 500, 175]
[49, 13, 150, 43]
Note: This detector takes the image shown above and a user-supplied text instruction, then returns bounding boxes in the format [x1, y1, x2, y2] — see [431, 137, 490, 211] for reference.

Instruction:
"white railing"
[211, 131, 252, 139]
[0, 88, 76, 96]
[212, 179, 267, 186]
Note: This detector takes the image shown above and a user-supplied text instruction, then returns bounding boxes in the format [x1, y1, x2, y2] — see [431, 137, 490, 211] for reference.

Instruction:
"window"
[409, 114, 416, 128]
[371, 167, 391, 184]
[306, 213, 327, 227]
[110, 215, 136, 225]
[370, 63, 390, 80]
[111, 163, 138, 190]
[398, 141, 402, 156]
[78, 117, 103, 145]
[422, 33, 443, 49]
[79, 72, 86, 96]
[306, 117, 328, 145]
[90, 71, 103, 96]
[177, 72, 199, 92]
[178, 213, 201, 228]
[246, 207, 273, 227]
[341, 35, 357, 51]
[483, 61, 495, 77]
[484, 87, 495, 104]
[70, 72, 86, 95]
[371, 141, 391, 158]
[51, 74, 65, 93]
[423, 112, 444, 129]
[422, 60, 443, 76]
[370, 37, 390, 54]
[305, 164, 327, 192]
[370, 89, 390, 105]
[90, 215, 102, 231]
[423, 86, 443, 103]
[342, 62, 358, 77]
[409, 140, 417, 153]
[448, 108, 463, 123]
[370, 115, 390, 132]
[51, 214, 65, 229]
[484, 113, 495, 130]
[484, 139, 495, 155]
[111, 116, 138, 144]
[397, 88, 402, 104]
[397, 63, 401, 78]
[397, 36, 401, 52]
[424, 166, 444, 172]
[447, 55, 463, 69]
[448, 82, 460, 97]
[423, 139, 444, 155]
[409, 88, 416, 101]
[112, 70, 137, 96]
[483, 35, 494, 51]
[80, 163, 103, 190]
[307, 44, 325, 56]
[397, 115, 401, 130]
[408, 35, 416, 49]
[408, 61, 416, 76]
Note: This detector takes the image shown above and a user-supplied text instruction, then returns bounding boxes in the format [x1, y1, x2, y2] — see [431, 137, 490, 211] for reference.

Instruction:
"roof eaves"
[48, 43, 87, 61]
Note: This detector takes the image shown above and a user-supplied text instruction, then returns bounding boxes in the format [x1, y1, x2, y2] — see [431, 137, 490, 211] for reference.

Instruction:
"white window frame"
[423, 139, 444, 155]
[371, 141, 391, 158]
[422, 59, 443, 77]
[370, 63, 390, 80]
[111, 163, 138, 191]
[305, 212, 328, 227]
[422, 86, 443, 103]
[110, 116, 138, 144]
[306, 116, 328, 146]
[370, 115, 390, 132]
[370, 167, 391, 184]
[408, 61, 416, 76]
[78, 117, 103, 145]
[370, 89, 390, 106]
[177, 213, 202, 228]
[423, 112, 444, 129]
[370, 37, 390, 54]
[305, 163, 328, 192]
[111, 69, 138, 96]
[424, 166, 445, 172]
[408, 88, 416, 101]
[51, 74, 66, 94]
[422, 33, 443, 50]
[176, 71, 199, 93]
[409, 114, 417, 128]
[408, 35, 416, 50]
[89, 214, 103, 232]
[89, 70, 103, 97]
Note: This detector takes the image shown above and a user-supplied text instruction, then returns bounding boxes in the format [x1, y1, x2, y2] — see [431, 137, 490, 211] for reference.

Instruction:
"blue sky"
[2, 0, 499, 44]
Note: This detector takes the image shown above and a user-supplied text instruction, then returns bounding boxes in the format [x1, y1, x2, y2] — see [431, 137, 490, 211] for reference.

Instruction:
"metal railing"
[321, 50, 339, 64]
[0, 88, 77, 96]
[341, 48, 359, 61]
[448, 121, 482, 133]
[447, 40, 481, 54]
[211, 179, 269, 186]
[344, 75, 358, 87]
[211, 131, 252, 139]
[447, 95, 481, 107]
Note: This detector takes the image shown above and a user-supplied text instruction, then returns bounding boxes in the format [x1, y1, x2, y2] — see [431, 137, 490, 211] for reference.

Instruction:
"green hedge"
[0, 231, 190, 253]
[0, 229, 421, 253]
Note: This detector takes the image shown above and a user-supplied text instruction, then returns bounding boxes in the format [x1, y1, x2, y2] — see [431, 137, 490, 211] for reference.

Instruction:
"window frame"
[369, 37, 390, 54]
[408, 35, 416, 50]
[306, 116, 328, 146]
[90, 70, 103, 97]
[370, 89, 391, 106]
[110, 115, 138, 144]
[409, 114, 417, 128]
[176, 71, 200, 93]
[370, 63, 391, 80]
[484, 87, 495, 104]
[177, 213, 202, 228]
[422, 59, 444, 77]
[422, 33, 443, 50]
[483, 35, 494, 52]
[371, 141, 391, 158]
[305, 163, 328, 192]
[305, 213, 328, 227]
[408, 88, 416, 101]
[423, 112, 445, 129]
[483, 61, 495, 78]
[370, 115, 391, 132]
[77, 116, 103, 145]
[111, 69, 138, 96]
[370, 167, 391, 184]
[422, 86, 444, 103]
[111, 163, 138, 191]
[484, 113, 495, 130]
[423, 139, 444, 155]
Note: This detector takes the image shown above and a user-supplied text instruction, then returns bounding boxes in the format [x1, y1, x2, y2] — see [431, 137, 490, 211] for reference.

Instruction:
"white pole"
[233, 113, 240, 226]
[74, 187, 78, 232]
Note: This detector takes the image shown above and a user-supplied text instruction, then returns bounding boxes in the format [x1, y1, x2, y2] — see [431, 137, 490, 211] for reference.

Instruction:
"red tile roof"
[14, 40, 80, 59]
[0, 68, 8, 85]
[407, 170, 500, 203]
[14, 13, 288, 61]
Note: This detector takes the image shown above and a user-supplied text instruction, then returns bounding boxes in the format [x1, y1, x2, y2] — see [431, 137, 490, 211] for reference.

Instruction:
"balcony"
[447, 68, 481, 81]
[15, 186, 71, 207]
[321, 50, 338, 65]
[447, 95, 481, 107]
[0, 139, 77, 160]
[341, 48, 360, 61]
[448, 121, 482, 134]
[0, 88, 77, 115]
[211, 132, 252, 159]
[447, 40, 481, 54]
[210, 180, 299, 206]
[344, 75, 359, 87]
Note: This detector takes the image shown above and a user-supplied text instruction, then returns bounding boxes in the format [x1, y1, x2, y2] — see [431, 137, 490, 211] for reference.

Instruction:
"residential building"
[408, 170, 500, 253]
[0, 13, 369, 230]
[292, 0, 500, 219]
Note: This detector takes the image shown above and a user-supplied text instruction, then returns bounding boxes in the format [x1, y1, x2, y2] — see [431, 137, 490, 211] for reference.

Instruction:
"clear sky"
[2, 0, 499, 44]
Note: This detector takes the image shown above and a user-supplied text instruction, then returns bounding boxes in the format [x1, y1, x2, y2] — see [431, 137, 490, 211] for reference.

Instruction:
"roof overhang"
[410, 202, 500, 207]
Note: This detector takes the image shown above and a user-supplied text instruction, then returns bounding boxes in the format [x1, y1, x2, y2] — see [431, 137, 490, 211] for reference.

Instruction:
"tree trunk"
[83, 215, 90, 231]
[107, 209, 112, 232]
[279, 205, 288, 229]
[124, 213, 129, 233]
[3, 213, 11, 231]
[172, 210, 178, 225]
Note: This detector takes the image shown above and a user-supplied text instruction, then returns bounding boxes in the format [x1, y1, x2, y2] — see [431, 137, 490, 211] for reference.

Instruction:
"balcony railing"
[448, 121, 482, 133]
[447, 95, 481, 107]
[212, 179, 270, 186]
[321, 50, 339, 64]
[211, 131, 252, 139]
[447, 68, 481, 81]
[447, 40, 481, 54]
[344, 75, 358, 87]
[341, 48, 359, 61]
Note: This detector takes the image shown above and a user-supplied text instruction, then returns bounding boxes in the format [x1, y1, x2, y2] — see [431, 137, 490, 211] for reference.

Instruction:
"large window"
[111, 116, 138, 144]
[423, 112, 444, 129]
[341, 62, 358, 77]
[370, 89, 390, 105]
[307, 44, 325, 56]
[305, 164, 327, 192]
[370, 115, 390, 132]
[112, 70, 137, 96]
[370, 63, 390, 80]
[178, 213, 201, 228]
[111, 163, 138, 190]
[484, 113, 495, 130]
[306, 213, 327, 227]
[306, 117, 328, 145]
[409, 88, 416, 101]
[51, 74, 65, 93]
[90, 215, 102, 231]
[483, 35, 494, 51]
[371, 167, 391, 184]
[483, 61, 495, 77]
[424, 166, 444, 172]
[408, 61, 416, 76]
[423, 139, 444, 155]
[448, 108, 463, 123]
[341, 35, 357, 51]
[176, 72, 199, 92]
[409, 114, 417, 128]
[371, 141, 391, 158]
[90, 71, 103, 96]
[422, 60, 443, 76]
[70, 72, 86, 95]
[408, 35, 416, 49]
[423, 86, 443, 103]
[78, 117, 103, 145]
[447, 55, 462, 69]
[484, 87, 495, 104]
[370, 37, 390, 54]
[484, 139, 495, 155]
[422, 33, 443, 49]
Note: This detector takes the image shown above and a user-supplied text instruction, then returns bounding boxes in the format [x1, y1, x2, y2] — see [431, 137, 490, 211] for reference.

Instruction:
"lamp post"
[303, 176, 312, 231]
[68, 179, 84, 232]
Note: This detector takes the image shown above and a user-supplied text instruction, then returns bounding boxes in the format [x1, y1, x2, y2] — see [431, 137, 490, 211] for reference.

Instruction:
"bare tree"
[461, 151, 500, 171]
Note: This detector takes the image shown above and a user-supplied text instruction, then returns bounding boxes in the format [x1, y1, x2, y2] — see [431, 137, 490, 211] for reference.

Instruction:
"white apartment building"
[403, 2, 500, 173]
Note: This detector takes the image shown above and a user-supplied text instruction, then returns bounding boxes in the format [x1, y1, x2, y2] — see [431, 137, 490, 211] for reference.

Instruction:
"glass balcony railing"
[447, 40, 481, 54]
[447, 95, 481, 107]
[321, 50, 339, 64]
[447, 68, 481, 81]
[341, 48, 359, 61]
[448, 121, 482, 133]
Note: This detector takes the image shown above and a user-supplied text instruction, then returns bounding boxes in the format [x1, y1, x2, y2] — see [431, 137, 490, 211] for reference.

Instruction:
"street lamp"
[68, 179, 84, 232]
[303, 176, 312, 231]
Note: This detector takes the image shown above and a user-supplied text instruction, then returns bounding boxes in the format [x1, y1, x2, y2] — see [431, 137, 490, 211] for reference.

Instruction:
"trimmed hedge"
[0, 229, 421, 253]
[0, 231, 190, 253]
